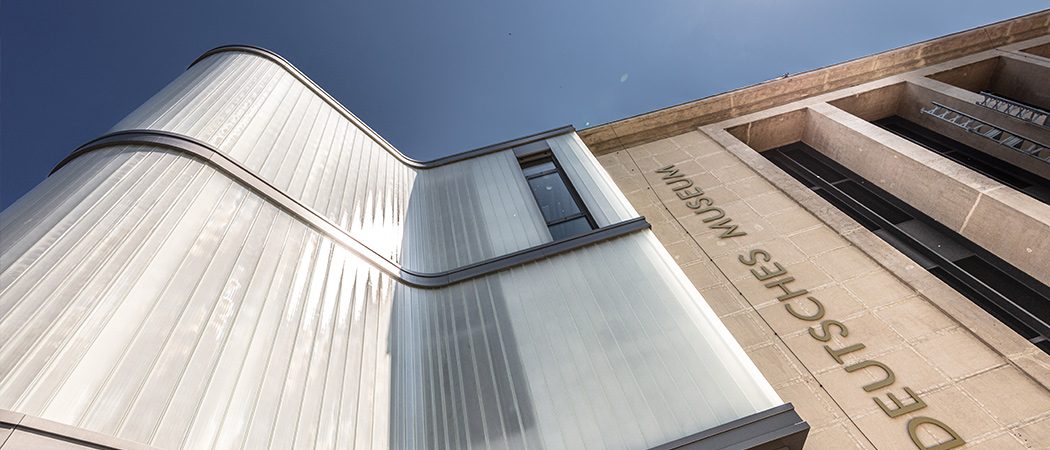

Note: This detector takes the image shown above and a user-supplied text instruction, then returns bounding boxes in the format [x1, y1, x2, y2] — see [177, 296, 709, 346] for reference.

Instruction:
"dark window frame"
[873, 116, 1050, 205]
[519, 151, 598, 240]
[764, 142, 1050, 353]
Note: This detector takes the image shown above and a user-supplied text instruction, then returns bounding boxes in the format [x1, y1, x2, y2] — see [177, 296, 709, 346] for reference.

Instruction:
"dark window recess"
[520, 154, 597, 241]
[764, 142, 1050, 354]
[874, 116, 1050, 205]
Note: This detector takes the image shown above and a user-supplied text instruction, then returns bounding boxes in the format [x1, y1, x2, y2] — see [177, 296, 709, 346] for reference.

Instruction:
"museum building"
[1, 8, 1050, 450]
[583, 9, 1050, 450]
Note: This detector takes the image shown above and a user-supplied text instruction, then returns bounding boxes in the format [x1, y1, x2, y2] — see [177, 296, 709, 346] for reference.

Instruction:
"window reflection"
[520, 154, 596, 241]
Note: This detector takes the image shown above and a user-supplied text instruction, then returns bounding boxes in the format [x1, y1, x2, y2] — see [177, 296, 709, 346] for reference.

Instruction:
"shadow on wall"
[388, 170, 537, 448]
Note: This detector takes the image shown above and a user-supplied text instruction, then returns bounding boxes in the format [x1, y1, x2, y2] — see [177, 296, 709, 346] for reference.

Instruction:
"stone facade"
[593, 24, 1050, 449]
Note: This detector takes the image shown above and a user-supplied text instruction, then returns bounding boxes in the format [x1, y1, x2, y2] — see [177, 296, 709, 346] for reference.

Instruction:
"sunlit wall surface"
[0, 49, 785, 449]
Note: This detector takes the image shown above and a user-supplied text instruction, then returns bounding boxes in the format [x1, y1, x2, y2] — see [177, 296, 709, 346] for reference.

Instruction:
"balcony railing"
[977, 91, 1050, 128]
[921, 102, 1050, 164]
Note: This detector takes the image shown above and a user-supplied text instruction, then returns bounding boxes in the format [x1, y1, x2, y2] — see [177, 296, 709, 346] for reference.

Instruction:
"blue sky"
[2, 1, 1047, 209]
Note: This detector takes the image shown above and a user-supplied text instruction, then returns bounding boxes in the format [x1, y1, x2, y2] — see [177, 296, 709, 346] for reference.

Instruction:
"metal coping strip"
[649, 403, 808, 450]
[0, 408, 157, 450]
[53, 129, 650, 289]
[2, 403, 806, 450]
[190, 44, 575, 168]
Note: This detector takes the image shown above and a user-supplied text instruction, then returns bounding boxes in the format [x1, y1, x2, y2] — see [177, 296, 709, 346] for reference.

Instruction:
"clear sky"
[2, 1, 1047, 209]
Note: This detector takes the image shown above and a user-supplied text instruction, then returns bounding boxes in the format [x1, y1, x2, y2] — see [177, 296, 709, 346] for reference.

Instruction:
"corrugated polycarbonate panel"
[110, 52, 559, 273]
[0, 147, 393, 449]
[0, 145, 780, 449]
[545, 133, 638, 227]
[391, 234, 780, 450]
[0, 47, 789, 449]
[113, 52, 418, 269]
[402, 151, 550, 273]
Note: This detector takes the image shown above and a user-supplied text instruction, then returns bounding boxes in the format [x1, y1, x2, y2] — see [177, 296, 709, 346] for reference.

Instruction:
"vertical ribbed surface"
[113, 53, 417, 268]
[0, 48, 782, 449]
[111, 52, 556, 273]
[391, 234, 779, 450]
[0, 148, 395, 449]
[402, 151, 550, 272]
[545, 133, 638, 227]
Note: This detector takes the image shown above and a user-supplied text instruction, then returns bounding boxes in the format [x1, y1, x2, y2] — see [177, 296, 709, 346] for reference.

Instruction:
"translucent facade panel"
[0, 47, 782, 450]
[0, 146, 780, 449]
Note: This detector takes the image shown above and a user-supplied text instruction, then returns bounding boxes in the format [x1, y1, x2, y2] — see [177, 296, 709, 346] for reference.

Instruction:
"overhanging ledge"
[651, 403, 808, 450]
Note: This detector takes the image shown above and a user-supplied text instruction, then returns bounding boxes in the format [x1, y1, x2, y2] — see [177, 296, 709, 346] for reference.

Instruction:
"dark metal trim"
[546, 212, 588, 226]
[650, 403, 808, 450]
[0, 408, 158, 450]
[428, 125, 576, 167]
[189, 44, 575, 168]
[434, 216, 649, 286]
[525, 168, 560, 179]
[53, 130, 649, 289]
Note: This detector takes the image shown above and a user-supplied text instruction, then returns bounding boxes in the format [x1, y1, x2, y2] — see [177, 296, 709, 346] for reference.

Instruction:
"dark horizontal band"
[650, 403, 808, 450]
[54, 129, 650, 288]
[190, 44, 574, 168]
[424, 216, 649, 286]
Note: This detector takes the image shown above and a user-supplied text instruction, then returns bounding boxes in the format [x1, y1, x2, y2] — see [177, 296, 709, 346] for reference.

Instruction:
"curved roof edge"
[53, 129, 650, 288]
[191, 45, 575, 168]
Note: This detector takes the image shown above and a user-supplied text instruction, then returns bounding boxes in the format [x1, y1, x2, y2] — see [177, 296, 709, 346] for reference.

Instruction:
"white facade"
[0, 47, 797, 449]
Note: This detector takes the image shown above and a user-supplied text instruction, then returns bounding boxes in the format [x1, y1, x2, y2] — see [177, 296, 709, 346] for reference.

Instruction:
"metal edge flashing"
[0, 409, 157, 450]
[650, 403, 808, 450]
[190, 44, 574, 168]
[52, 130, 650, 289]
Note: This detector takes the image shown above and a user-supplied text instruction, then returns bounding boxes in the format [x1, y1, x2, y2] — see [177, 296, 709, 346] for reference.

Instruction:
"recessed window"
[520, 153, 596, 241]
[764, 142, 1050, 353]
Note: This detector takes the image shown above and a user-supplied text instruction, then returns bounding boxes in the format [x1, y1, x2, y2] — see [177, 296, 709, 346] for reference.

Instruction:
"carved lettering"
[738, 249, 771, 266]
[687, 197, 712, 209]
[825, 342, 866, 364]
[676, 186, 704, 200]
[666, 178, 693, 190]
[875, 387, 927, 418]
[710, 218, 747, 238]
[656, 165, 681, 179]
[764, 276, 809, 301]
[844, 360, 895, 392]
[751, 262, 787, 281]
[729, 246, 962, 446]
[809, 319, 849, 342]
[785, 296, 825, 321]
[653, 165, 747, 239]
[696, 207, 725, 222]
[908, 417, 965, 450]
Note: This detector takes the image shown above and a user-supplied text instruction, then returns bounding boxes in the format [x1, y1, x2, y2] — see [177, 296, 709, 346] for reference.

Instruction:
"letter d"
[907, 416, 964, 450]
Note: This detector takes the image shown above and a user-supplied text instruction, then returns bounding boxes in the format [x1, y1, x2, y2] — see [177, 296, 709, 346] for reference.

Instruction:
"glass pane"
[548, 216, 592, 241]
[527, 172, 581, 222]
[522, 161, 556, 178]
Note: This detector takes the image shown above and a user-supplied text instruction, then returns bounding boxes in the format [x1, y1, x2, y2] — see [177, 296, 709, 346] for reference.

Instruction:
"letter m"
[710, 218, 748, 239]
[655, 165, 681, 179]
